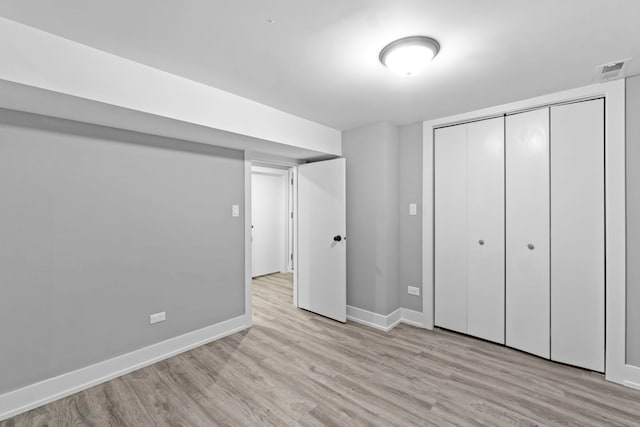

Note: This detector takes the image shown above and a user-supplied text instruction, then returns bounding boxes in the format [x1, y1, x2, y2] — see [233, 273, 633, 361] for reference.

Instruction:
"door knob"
[479, 240, 485, 246]
[527, 243, 535, 250]
[333, 235, 342, 242]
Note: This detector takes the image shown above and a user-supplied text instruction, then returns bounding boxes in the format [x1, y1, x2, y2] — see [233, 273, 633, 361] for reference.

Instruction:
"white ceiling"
[1, 0, 639, 131]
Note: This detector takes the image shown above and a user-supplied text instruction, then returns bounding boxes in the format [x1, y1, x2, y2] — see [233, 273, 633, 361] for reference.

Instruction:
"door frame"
[422, 80, 632, 387]
[251, 165, 291, 276]
[244, 154, 300, 328]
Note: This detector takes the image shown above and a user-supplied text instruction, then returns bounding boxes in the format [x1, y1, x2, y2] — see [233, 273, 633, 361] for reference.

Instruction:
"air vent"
[593, 58, 632, 83]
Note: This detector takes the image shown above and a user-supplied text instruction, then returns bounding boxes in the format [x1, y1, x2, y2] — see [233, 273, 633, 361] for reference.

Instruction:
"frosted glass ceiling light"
[379, 36, 440, 77]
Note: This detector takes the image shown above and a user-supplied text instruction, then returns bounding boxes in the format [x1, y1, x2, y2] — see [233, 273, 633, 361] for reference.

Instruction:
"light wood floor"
[4, 273, 640, 426]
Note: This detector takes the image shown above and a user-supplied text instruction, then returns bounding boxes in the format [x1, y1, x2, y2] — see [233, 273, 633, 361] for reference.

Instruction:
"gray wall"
[399, 123, 423, 312]
[343, 122, 400, 315]
[627, 75, 640, 366]
[0, 110, 245, 394]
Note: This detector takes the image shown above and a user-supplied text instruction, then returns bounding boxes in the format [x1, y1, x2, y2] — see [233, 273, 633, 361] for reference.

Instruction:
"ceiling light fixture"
[379, 36, 440, 77]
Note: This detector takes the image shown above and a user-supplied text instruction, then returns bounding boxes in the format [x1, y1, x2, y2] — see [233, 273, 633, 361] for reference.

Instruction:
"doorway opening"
[246, 157, 346, 324]
[250, 163, 297, 309]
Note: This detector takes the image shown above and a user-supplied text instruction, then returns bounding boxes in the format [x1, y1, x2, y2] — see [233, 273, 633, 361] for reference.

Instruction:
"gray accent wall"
[343, 122, 400, 315]
[399, 123, 423, 312]
[343, 121, 423, 315]
[0, 109, 245, 395]
[627, 75, 640, 367]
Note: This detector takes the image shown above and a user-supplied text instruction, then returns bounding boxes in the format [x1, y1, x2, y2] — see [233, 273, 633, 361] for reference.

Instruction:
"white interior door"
[550, 99, 605, 372]
[506, 108, 550, 359]
[467, 117, 505, 344]
[434, 124, 468, 334]
[297, 158, 346, 322]
[251, 170, 286, 277]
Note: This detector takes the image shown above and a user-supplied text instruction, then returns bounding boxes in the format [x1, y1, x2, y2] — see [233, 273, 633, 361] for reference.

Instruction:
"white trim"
[346, 306, 425, 332]
[603, 80, 640, 387]
[400, 308, 425, 328]
[623, 381, 640, 391]
[422, 80, 629, 386]
[0, 314, 250, 422]
[287, 168, 295, 273]
[422, 120, 435, 330]
[0, 18, 341, 156]
[245, 153, 299, 307]
[347, 306, 402, 332]
[244, 156, 253, 323]
[251, 165, 290, 176]
[292, 166, 299, 307]
[281, 172, 290, 274]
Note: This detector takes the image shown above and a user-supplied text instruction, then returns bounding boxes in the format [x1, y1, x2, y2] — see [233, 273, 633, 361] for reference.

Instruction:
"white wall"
[251, 169, 288, 277]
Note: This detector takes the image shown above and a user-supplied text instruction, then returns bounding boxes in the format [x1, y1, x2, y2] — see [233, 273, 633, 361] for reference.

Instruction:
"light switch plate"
[409, 203, 417, 216]
[408, 286, 420, 296]
[232, 205, 240, 217]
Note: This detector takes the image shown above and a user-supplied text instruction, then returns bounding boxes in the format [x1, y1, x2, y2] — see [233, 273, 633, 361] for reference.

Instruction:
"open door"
[297, 158, 346, 322]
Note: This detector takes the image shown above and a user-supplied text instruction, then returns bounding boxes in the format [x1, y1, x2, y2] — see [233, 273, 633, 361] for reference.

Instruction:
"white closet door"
[467, 117, 505, 344]
[434, 124, 468, 333]
[506, 108, 550, 359]
[550, 99, 605, 372]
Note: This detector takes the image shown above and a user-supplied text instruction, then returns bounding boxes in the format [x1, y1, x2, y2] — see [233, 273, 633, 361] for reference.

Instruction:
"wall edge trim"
[346, 306, 425, 332]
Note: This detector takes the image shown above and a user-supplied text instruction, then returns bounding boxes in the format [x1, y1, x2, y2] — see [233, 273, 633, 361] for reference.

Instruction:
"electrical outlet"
[149, 311, 166, 325]
[409, 203, 417, 216]
[408, 286, 420, 296]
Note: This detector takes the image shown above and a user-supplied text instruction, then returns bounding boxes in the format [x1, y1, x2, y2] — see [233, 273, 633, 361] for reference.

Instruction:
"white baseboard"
[347, 305, 397, 331]
[400, 308, 424, 328]
[0, 314, 251, 422]
[623, 380, 640, 391]
[347, 306, 424, 332]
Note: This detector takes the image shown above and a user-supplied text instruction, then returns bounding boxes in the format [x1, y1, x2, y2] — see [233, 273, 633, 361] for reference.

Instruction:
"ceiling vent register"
[593, 58, 632, 82]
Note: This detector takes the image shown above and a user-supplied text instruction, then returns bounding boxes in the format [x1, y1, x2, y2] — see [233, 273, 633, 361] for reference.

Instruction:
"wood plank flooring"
[3, 273, 640, 426]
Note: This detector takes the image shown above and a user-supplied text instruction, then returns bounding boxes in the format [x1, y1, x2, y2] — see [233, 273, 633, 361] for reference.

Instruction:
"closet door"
[506, 108, 550, 359]
[467, 117, 505, 344]
[550, 99, 605, 372]
[434, 124, 467, 333]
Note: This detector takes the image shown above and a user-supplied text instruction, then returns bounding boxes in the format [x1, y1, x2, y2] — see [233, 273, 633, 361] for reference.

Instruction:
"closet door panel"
[550, 99, 605, 372]
[506, 108, 550, 359]
[467, 117, 505, 344]
[434, 125, 468, 333]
